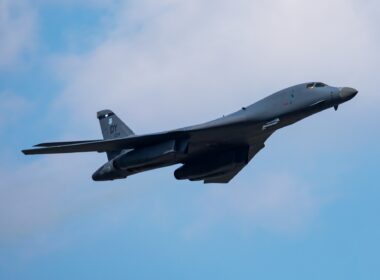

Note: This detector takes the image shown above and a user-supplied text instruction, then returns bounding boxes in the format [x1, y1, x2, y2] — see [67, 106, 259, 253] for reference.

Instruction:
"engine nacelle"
[113, 139, 187, 171]
[174, 162, 239, 181]
[92, 139, 188, 181]
[174, 148, 248, 181]
[92, 160, 125, 181]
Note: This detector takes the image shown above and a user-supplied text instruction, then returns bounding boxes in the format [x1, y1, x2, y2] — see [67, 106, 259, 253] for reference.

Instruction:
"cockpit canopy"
[306, 82, 327, 89]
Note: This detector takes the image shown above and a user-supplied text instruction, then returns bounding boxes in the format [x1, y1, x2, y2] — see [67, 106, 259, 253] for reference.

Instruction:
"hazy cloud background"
[0, 0, 379, 279]
[0, 0, 36, 68]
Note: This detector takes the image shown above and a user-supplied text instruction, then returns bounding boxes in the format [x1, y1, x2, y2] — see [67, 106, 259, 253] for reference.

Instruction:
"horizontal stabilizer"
[22, 131, 183, 155]
[34, 140, 100, 147]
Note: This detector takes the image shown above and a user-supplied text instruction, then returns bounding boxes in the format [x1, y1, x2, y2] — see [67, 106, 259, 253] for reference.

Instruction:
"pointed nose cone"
[340, 87, 358, 100]
[92, 172, 101, 181]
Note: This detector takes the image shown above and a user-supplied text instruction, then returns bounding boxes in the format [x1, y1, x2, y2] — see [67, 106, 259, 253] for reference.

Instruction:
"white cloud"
[182, 173, 323, 239]
[0, 153, 128, 244]
[0, 0, 36, 68]
[0, 92, 31, 131]
[51, 0, 379, 135]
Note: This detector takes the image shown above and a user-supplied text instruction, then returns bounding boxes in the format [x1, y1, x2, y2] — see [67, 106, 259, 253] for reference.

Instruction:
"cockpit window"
[315, 82, 326, 88]
[307, 82, 327, 89]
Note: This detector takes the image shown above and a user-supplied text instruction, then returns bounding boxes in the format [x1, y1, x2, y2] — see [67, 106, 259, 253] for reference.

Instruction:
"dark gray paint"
[22, 82, 358, 184]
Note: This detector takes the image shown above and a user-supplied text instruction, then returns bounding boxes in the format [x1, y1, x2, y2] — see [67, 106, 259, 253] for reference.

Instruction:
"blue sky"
[1, 0, 379, 279]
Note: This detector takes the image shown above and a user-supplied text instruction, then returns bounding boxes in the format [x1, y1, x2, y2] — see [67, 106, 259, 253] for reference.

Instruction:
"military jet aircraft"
[22, 83, 358, 183]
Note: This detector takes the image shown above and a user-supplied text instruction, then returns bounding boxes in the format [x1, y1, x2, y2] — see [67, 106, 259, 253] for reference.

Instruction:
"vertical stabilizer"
[97, 109, 134, 160]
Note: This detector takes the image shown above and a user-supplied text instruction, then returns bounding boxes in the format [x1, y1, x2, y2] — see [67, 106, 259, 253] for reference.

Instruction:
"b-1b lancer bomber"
[23, 83, 358, 183]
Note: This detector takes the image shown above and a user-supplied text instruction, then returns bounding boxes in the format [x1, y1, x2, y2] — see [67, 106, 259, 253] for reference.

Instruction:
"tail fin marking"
[97, 109, 134, 160]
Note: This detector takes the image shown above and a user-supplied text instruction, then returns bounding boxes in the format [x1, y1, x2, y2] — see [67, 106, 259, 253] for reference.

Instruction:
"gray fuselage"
[91, 82, 357, 182]
[22, 82, 357, 183]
